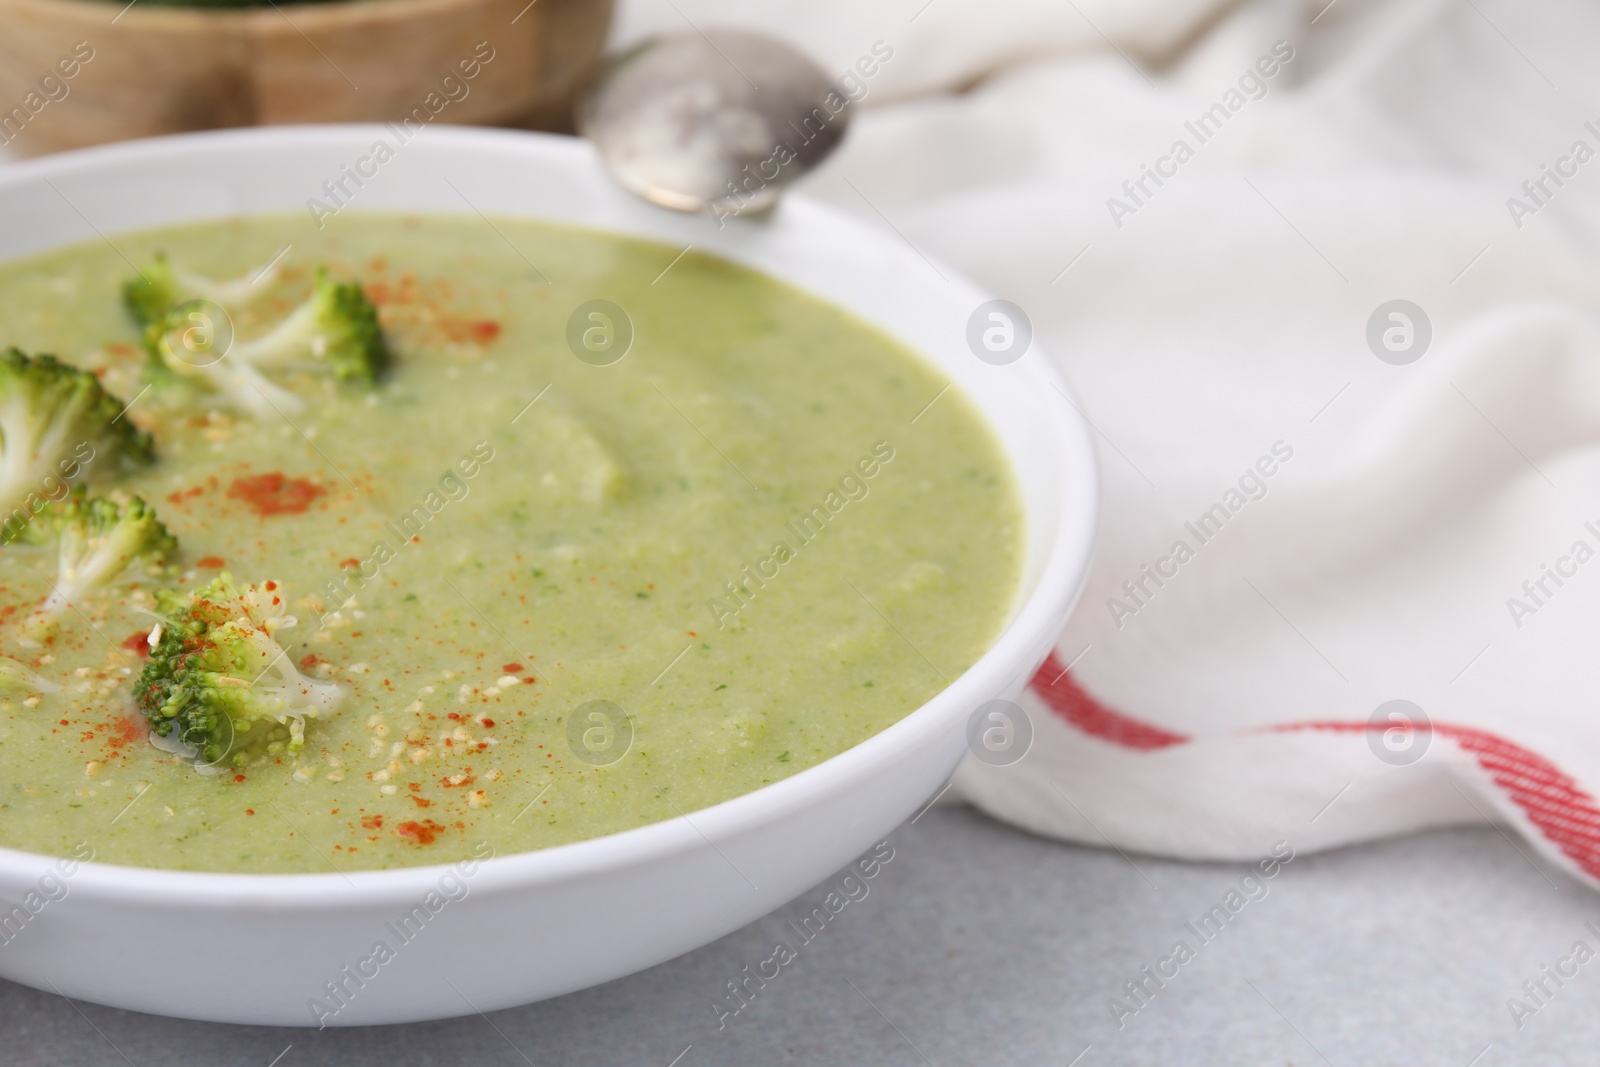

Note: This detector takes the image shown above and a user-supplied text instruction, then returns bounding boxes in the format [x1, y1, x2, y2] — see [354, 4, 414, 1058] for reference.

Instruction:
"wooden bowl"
[0, 0, 613, 157]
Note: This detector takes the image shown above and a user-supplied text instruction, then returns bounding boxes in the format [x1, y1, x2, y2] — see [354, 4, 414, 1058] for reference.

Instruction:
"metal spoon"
[579, 30, 852, 223]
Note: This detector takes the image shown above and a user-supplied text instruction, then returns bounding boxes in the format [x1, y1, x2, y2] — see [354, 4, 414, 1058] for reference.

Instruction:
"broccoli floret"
[0, 348, 154, 528]
[2, 502, 53, 546]
[122, 252, 283, 329]
[0, 657, 58, 694]
[150, 305, 306, 418]
[232, 270, 391, 384]
[135, 573, 344, 770]
[122, 254, 180, 330]
[23, 494, 176, 639]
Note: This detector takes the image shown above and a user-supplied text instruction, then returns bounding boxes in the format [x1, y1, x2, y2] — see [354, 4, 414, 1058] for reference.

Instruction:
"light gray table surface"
[1, 803, 1592, 1067]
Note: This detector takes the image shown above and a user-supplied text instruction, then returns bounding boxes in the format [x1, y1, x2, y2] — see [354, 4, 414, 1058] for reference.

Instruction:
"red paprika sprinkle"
[228, 472, 326, 516]
[396, 819, 444, 845]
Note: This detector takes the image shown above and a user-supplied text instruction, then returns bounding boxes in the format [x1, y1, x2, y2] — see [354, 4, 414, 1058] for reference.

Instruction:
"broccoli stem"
[0, 657, 58, 694]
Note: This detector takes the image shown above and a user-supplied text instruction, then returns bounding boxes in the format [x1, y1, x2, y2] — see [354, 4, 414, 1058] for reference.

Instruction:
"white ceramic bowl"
[0, 127, 1097, 1026]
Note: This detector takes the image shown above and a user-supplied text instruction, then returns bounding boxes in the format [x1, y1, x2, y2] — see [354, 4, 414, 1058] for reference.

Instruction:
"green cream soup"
[0, 214, 1022, 873]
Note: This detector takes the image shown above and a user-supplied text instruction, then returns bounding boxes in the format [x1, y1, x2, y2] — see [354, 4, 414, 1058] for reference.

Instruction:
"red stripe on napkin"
[1027, 654, 1600, 882]
[1029, 651, 1188, 749]
[1279, 721, 1600, 880]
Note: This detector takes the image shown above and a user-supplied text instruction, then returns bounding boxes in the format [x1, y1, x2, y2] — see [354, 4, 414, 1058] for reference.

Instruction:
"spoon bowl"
[579, 30, 851, 221]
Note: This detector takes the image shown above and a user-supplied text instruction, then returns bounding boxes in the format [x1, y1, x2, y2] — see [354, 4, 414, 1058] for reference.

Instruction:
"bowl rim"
[0, 124, 1099, 907]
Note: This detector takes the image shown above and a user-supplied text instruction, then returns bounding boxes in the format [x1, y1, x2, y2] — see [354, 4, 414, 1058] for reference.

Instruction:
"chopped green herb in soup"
[0, 213, 1023, 873]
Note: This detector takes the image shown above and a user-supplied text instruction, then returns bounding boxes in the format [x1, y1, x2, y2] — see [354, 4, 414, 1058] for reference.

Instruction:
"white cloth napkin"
[617, 0, 1600, 887]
